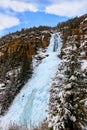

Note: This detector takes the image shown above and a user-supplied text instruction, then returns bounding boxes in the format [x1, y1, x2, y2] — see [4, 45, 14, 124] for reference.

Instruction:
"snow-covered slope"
[0, 33, 62, 129]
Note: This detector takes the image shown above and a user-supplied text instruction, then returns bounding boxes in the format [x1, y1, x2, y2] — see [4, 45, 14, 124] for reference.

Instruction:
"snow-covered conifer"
[48, 49, 87, 130]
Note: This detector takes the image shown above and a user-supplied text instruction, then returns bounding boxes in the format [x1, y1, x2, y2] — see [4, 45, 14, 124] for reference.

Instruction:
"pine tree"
[48, 50, 87, 130]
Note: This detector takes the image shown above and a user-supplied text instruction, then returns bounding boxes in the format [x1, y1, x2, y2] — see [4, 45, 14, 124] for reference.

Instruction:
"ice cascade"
[0, 33, 62, 129]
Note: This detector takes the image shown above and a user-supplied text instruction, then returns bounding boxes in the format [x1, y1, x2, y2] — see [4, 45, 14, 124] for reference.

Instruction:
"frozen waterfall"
[0, 33, 62, 129]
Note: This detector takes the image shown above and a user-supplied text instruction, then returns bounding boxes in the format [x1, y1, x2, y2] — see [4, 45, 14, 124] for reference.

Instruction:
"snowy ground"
[0, 33, 62, 130]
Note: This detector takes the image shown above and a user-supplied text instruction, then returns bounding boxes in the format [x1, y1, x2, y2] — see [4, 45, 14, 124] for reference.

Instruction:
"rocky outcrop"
[0, 26, 51, 115]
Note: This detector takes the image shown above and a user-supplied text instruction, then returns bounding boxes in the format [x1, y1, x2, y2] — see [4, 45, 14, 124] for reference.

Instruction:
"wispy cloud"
[0, 0, 38, 31]
[0, 0, 38, 12]
[0, 13, 19, 30]
[45, 0, 87, 17]
[0, 0, 87, 33]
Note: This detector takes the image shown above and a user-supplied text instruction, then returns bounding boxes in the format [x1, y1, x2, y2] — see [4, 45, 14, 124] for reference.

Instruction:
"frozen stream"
[0, 33, 62, 129]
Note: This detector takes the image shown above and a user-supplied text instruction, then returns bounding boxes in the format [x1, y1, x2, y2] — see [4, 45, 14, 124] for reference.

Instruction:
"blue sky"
[0, 0, 87, 36]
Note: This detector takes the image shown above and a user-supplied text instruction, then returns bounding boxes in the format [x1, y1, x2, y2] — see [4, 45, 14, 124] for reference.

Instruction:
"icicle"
[53, 34, 58, 52]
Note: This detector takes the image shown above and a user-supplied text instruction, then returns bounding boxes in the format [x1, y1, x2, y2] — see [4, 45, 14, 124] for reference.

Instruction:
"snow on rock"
[80, 41, 87, 48]
[69, 75, 77, 81]
[85, 101, 87, 108]
[64, 83, 72, 90]
[32, 48, 49, 69]
[81, 60, 87, 71]
[0, 84, 5, 88]
[70, 115, 76, 122]
[80, 52, 86, 56]
[0, 33, 62, 129]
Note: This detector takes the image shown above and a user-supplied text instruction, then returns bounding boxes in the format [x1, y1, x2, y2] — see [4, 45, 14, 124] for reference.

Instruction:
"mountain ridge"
[0, 14, 87, 130]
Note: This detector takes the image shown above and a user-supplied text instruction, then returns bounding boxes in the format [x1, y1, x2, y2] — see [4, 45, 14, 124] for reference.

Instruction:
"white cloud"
[45, 0, 87, 17]
[0, 13, 20, 30]
[0, 0, 38, 12]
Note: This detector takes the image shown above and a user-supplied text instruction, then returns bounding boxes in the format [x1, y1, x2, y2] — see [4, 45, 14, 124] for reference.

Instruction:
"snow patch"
[81, 60, 87, 71]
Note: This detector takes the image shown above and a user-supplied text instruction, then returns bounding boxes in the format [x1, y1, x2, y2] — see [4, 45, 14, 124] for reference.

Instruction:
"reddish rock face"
[0, 27, 51, 115]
